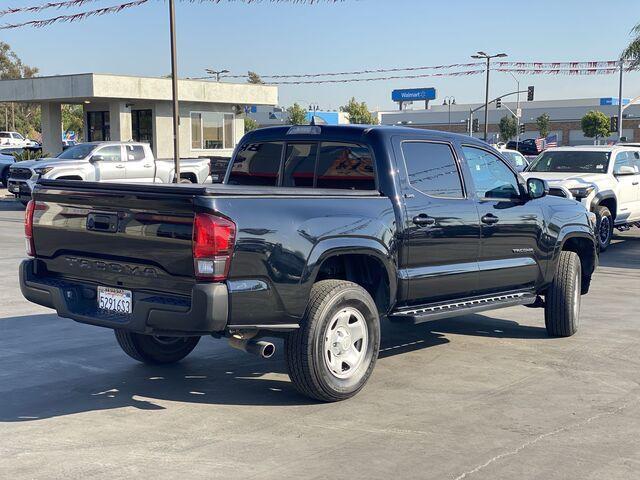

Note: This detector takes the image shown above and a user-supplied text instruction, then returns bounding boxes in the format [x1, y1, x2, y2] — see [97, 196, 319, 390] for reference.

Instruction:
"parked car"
[522, 145, 640, 250]
[0, 149, 16, 187]
[507, 138, 540, 156]
[499, 148, 530, 172]
[0, 131, 39, 148]
[7, 142, 211, 204]
[19, 125, 598, 402]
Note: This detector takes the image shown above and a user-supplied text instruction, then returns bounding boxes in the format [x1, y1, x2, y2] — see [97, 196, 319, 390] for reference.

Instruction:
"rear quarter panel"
[199, 195, 397, 327]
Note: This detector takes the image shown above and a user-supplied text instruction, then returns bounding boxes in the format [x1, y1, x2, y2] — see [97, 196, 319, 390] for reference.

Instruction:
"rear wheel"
[545, 251, 582, 337]
[114, 330, 200, 364]
[285, 280, 380, 402]
[595, 205, 613, 251]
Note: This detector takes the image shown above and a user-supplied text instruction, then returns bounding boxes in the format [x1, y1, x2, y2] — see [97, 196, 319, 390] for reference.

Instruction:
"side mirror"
[90, 155, 105, 163]
[527, 177, 549, 199]
[615, 165, 636, 176]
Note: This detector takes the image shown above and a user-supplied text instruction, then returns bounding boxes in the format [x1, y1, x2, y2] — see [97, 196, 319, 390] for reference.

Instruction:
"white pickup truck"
[0, 131, 39, 148]
[523, 145, 640, 250]
[7, 142, 211, 204]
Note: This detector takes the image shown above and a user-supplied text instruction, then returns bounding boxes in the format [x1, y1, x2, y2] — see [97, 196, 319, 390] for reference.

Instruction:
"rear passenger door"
[394, 139, 481, 306]
[124, 145, 155, 182]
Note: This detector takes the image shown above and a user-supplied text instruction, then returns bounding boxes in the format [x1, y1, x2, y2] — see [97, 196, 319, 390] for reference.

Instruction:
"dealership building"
[378, 97, 640, 145]
[0, 73, 278, 157]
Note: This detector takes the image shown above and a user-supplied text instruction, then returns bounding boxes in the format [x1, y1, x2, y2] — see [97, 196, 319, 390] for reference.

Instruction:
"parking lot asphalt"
[1, 189, 639, 480]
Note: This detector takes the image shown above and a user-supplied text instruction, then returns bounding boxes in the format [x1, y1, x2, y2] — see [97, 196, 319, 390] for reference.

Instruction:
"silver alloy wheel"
[323, 307, 368, 379]
[599, 215, 611, 245]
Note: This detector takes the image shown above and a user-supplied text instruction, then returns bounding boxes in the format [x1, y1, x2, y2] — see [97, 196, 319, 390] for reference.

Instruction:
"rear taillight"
[192, 213, 236, 281]
[24, 200, 47, 257]
[24, 200, 36, 256]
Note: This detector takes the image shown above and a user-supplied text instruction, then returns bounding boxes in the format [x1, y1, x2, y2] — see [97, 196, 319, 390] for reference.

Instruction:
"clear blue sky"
[3, 0, 640, 110]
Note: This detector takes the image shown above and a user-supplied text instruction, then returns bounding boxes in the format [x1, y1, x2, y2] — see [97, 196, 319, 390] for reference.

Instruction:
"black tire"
[114, 330, 200, 364]
[0, 169, 8, 188]
[19, 198, 29, 207]
[545, 251, 582, 337]
[595, 205, 613, 251]
[179, 177, 194, 184]
[285, 280, 380, 402]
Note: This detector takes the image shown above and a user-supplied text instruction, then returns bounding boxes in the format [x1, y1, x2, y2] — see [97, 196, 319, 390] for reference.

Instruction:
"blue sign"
[392, 87, 437, 102]
[305, 111, 339, 125]
[600, 97, 630, 106]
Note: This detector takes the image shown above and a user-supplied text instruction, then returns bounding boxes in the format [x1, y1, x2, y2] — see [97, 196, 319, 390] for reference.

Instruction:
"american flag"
[534, 134, 558, 152]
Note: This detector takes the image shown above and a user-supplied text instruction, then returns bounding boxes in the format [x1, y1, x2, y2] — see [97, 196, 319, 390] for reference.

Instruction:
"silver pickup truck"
[7, 142, 211, 204]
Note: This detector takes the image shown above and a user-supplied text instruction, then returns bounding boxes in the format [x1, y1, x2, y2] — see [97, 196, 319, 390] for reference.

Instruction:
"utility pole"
[471, 51, 508, 142]
[508, 72, 520, 150]
[617, 59, 624, 141]
[169, 0, 180, 182]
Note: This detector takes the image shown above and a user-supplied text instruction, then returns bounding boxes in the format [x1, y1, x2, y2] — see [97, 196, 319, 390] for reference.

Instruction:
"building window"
[190, 112, 234, 150]
[87, 111, 110, 142]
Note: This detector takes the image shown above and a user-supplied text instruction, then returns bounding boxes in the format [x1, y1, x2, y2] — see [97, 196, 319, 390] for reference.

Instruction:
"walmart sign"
[392, 88, 437, 102]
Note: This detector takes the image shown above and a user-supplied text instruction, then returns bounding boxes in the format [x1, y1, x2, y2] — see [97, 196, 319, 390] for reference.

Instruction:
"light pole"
[617, 59, 624, 141]
[206, 68, 230, 82]
[471, 51, 507, 141]
[168, 0, 180, 182]
[508, 71, 520, 149]
[443, 96, 456, 131]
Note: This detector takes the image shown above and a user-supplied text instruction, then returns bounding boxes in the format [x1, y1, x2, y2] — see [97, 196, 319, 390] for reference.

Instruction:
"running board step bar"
[388, 291, 537, 324]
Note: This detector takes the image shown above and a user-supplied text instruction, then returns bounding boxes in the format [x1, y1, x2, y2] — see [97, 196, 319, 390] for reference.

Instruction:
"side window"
[96, 145, 122, 162]
[401, 142, 464, 198]
[462, 146, 520, 200]
[125, 145, 146, 161]
[13, 133, 24, 140]
[228, 142, 283, 186]
[316, 142, 375, 190]
[282, 143, 317, 188]
[613, 151, 638, 173]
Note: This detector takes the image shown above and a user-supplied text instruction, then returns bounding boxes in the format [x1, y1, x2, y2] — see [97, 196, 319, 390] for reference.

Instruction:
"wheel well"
[315, 254, 390, 314]
[562, 237, 596, 294]
[180, 172, 197, 183]
[55, 175, 83, 181]
[597, 197, 617, 221]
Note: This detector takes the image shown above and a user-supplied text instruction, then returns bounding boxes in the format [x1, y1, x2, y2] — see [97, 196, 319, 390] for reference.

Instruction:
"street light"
[443, 96, 456, 131]
[206, 68, 230, 82]
[471, 51, 508, 141]
[508, 71, 520, 150]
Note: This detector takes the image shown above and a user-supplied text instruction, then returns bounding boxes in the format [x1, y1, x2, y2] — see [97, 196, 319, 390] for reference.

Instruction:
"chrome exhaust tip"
[229, 337, 276, 359]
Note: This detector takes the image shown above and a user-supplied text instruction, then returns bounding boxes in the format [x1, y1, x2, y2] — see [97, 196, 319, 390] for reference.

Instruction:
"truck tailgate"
[31, 180, 201, 296]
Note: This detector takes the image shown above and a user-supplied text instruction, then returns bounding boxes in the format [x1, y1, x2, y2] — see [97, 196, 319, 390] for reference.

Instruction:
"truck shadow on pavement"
[0, 312, 548, 421]
[599, 233, 640, 270]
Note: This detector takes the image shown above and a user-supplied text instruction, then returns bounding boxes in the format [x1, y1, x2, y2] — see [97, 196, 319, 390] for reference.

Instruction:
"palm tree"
[622, 22, 640, 69]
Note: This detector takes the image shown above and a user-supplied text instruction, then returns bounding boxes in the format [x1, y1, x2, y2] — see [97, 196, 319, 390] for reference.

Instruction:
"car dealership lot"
[1, 192, 639, 479]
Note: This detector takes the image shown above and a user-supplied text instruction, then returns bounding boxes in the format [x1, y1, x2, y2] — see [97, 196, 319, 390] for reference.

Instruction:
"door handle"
[481, 213, 499, 225]
[115, 164, 125, 169]
[143, 163, 153, 168]
[412, 214, 436, 226]
[632, 181, 639, 186]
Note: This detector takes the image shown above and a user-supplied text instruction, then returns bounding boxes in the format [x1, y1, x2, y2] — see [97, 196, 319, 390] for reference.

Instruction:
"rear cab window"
[227, 139, 376, 190]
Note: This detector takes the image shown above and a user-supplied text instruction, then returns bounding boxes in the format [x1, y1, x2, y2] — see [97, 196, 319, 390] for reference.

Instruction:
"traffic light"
[495, 97, 502, 109]
[610, 116, 619, 133]
[472, 118, 479, 133]
[527, 86, 535, 102]
[465, 118, 471, 132]
[519, 124, 526, 134]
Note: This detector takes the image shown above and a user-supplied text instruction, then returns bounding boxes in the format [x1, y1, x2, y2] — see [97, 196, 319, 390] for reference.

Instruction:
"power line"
[0, 0, 149, 29]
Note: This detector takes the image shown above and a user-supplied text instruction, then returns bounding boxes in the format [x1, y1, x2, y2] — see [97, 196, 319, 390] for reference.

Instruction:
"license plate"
[97, 286, 132, 314]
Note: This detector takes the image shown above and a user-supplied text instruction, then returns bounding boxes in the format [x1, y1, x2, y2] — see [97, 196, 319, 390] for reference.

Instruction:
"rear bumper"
[19, 259, 228, 335]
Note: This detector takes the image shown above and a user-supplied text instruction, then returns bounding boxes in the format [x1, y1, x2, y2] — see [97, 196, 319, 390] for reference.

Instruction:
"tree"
[581, 110, 610, 142]
[499, 115, 518, 141]
[0, 42, 39, 136]
[340, 97, 378, 124]
[286, 103, 308, 125]
[622, 21, 640, 69]
[247, 71, 264, 84]
[62, 104, 83, 138]
[536, 113, 551, 138]
[244, 116, 259, 132]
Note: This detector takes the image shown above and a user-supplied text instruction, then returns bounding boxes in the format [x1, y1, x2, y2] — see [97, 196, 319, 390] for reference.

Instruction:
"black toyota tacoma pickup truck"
[20, 125, 598, 402]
